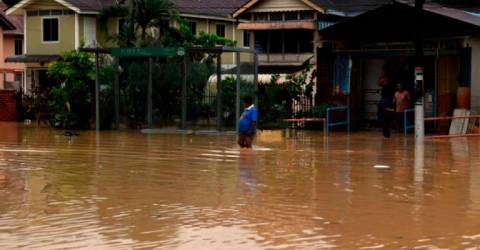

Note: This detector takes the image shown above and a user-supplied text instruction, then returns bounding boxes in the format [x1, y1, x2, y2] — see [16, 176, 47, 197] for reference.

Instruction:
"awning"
[320, 2, 480, 41]
[5, 55, 60, 64]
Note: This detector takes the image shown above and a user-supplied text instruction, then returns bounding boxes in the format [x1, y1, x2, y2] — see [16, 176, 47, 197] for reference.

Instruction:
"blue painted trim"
[403, 108, 415, 137]
[326, 106, 350, 137]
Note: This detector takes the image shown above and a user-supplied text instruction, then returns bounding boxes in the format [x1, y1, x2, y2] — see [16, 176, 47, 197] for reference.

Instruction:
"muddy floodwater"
[1, 123, 480, 249]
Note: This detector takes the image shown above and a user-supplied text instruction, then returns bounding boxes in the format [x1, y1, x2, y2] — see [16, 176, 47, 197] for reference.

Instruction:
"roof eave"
[6, 0, 90, 15]
[232, 0, 324, 18]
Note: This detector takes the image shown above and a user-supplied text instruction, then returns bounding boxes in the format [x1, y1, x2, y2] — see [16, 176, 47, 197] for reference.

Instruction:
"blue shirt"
[238, 105, 257, 134]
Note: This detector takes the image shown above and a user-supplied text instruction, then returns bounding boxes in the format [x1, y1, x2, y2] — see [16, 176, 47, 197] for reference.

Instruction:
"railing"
[326, 106, 350, 137]
[403, 108, 415, 137]
[258, 53, 313, 64]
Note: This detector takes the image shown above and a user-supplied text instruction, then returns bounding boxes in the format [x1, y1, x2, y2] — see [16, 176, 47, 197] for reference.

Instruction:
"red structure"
[0, 90, 17, 121]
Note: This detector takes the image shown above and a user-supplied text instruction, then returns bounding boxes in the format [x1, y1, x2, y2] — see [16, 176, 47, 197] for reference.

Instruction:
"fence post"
[95, 51, 100, 131]
[147, 57, 153, 127]
[114, 57, 120, 130]
[326, 108, 330, 137]
[216, 54, 222, 131]
[347, 107, 351, 133]
[235, 51, 241, 133]
[181, 56, 187, 130]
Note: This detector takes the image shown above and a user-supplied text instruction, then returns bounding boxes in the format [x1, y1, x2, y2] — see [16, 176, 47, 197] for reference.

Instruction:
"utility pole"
[414, 0, 425, 142]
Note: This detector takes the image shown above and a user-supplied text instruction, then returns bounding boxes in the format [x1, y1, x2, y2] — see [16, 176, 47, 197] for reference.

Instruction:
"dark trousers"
[382, 111, 393, 138]
[238, 133, 254, 148]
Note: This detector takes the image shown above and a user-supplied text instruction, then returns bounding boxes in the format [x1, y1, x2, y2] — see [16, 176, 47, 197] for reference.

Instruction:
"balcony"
[258, 53, 314, 66]
[238, 20, 316, 30]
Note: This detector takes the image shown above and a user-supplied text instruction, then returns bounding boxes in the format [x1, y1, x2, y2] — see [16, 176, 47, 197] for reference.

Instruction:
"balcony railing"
[258, 53, 313, 65]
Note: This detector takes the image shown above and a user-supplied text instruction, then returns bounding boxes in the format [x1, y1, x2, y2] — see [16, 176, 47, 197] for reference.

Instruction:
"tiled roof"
[61, 0, 244, 18]
[172, 0, 247, 18]
[63, 0, 116, 12]
[232, 0, 393, 18]
[0, 2, 22, 34]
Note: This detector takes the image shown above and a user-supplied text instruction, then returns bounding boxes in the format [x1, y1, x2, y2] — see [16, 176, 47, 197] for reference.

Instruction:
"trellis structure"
[81, 46, 258, 132]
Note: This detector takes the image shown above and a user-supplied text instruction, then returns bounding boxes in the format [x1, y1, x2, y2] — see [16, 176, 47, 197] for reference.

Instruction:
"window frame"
[14, 39, 23, 55]
[117, 18, 126, 34]
[243, 30, 250, 48]
[189, 21, 197, 35]
[216, 23, 225, 38]
[41, 17, 60, 44]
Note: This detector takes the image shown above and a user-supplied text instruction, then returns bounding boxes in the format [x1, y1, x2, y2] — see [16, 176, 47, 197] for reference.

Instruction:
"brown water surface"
[0, 123, 480, 249]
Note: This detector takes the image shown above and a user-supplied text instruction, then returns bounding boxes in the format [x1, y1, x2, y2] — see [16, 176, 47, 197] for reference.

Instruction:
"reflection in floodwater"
[0, 123, 480, 248]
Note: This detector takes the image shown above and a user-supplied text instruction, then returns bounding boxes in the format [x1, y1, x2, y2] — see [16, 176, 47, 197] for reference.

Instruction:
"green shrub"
[46, 50, 95, 129]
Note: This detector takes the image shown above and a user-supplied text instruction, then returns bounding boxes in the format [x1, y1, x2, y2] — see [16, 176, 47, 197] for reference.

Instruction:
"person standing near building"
[382, 97, 395, 138]
[378, 63, 395, 124]
[238, 96, 257, 148]
[393, 83, 411, 132]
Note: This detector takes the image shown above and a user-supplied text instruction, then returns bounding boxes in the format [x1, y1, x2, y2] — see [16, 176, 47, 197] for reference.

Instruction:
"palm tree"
[98, 0, 176, 47]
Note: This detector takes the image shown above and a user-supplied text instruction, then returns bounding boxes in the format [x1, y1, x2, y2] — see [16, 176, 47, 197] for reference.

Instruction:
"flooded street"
[1, 122, 480, 249]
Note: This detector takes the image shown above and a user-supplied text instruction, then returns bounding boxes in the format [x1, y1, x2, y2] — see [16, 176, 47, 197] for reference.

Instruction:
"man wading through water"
[238, 96, 257, 148]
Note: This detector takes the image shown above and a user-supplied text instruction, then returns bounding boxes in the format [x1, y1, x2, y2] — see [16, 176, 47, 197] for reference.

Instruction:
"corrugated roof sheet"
[320, 2, 480, 41]
[312, 0, 392, 14]
[5, 55, 60, 63]
[423, 3, 480, 27]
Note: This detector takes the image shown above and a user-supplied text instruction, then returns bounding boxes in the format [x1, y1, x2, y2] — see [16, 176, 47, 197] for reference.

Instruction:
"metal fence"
[292, 96, 314, 116]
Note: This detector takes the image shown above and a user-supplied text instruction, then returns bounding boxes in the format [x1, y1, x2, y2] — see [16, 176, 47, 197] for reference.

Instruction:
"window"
[26, 10, 39, 16]
[189, 22, 197, 35]
[254, 31, 268, 53]
[243, 31, 250, 47]
[14, 73, 23, 88]
[27, 9, 74, 16]
[42, 18, 59, 42]
[285, 11, 298, 21]
[84, 16, 97, 47]
[117, 18, 126, 34]
[254, 13, 268, 21]
[39, 10, 51, 16]
[159, 19, 169, 35]
[300, 11, 314, 20]
[51, 9, 63, 16]
[299, 31, 313, 53]
[270, 12, 283, 21]
[14, 40, 23, 55]
[270, 31, 282, 53]
[285, 30, 298, 53]
[216, 24, 225, 37]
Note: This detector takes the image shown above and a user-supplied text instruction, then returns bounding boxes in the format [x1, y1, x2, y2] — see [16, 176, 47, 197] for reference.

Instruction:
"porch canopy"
[319, 2, 480, 42]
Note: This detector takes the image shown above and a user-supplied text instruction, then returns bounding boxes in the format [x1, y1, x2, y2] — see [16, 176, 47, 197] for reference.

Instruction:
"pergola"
[80, 46, 258, 132]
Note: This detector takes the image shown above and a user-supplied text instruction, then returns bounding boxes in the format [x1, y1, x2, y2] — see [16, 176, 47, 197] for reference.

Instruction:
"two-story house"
[232, 0, 389, 74]
[5, 0, 250, 94]
[0, 2, 23, 91]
